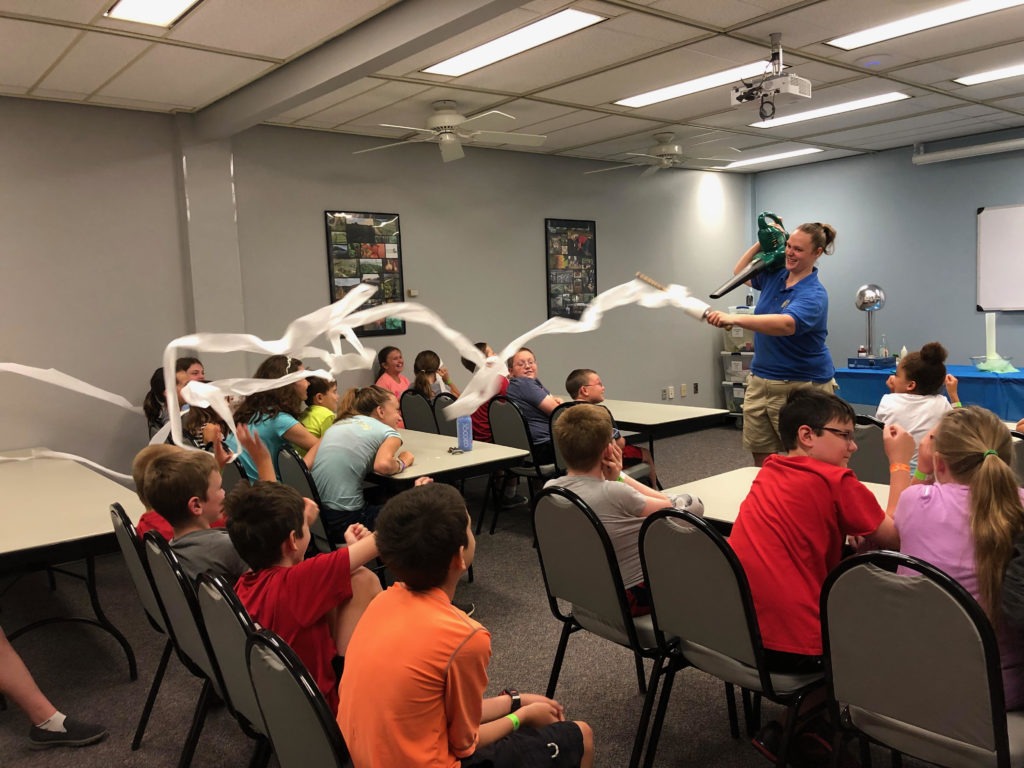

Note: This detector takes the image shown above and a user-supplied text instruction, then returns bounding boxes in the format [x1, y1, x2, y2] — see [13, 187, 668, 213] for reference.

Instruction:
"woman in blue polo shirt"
[706, 222, 837, 466]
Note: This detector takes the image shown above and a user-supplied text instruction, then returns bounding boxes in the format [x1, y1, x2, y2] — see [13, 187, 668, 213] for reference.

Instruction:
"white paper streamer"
[0, 447, 133, 483]
[0, 363, 143, 413]
[3, 276, 710, 480]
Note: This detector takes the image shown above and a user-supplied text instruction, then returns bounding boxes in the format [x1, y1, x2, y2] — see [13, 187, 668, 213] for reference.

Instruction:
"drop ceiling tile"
[0, 0, 108, 23]
[647, 0, 805, 28]
[492, 99, 582, 130]
[95, 44, 273, 110]
[539, 113, 666, 150]
[88, 93, 189, 111]
[296, 81, 430, 128]
[536, 44, 771, 106]
[519, 108, 610, 135]
[168, 0, 398, 59]
[0, 17, 79, 90]
[0, 82, 29, 95]
[34, 31, 149, 96]
[271, 78, 383, 123]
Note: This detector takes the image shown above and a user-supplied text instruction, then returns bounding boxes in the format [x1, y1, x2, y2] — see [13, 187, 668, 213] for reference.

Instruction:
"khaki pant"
[742, 375, 838, 454]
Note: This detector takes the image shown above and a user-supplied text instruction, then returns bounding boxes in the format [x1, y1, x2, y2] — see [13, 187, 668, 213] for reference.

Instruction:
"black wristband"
[503, 688, 521, 712]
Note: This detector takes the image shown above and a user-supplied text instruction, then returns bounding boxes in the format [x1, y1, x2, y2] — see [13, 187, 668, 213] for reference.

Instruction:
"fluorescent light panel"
[615, 61, 770, 108]
[722, 148, 823, 169]
[105, 0, 200, 26]
[955, 62, 1024, 85]
[423, 9, 604, 76]
[827, 0, 1024, 50]
[749, 92, 909, 128]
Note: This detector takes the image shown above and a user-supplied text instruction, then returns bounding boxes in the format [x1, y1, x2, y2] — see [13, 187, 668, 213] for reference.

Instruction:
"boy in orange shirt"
[338, 484, 594, 768]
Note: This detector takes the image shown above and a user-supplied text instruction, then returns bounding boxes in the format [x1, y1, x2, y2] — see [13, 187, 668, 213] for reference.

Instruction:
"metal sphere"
[854, 284, 885, 312]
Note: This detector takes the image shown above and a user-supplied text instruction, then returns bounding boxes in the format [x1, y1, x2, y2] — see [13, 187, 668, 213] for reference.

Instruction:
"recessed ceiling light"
[955, 62, 1024, 85]
[721, 148, 823, 169]
[827, 0, 1024, 50]
[749, 92, 909, 128]
[422, 9, 604, 77]
[105, 0, 202, 27]
[615, 61, 771, 108]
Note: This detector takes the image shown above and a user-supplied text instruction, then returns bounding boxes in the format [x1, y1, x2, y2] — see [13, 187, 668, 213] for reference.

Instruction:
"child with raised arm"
[877, 341, 959, 468]
[897, 407, 1024, 708]
[338, 483, 594, 768]
[729, 389, 913, 674]
[412, 349, 461, 401]
[545, 404, 700, 615]
[311, 385, 414, 539]
[227, 482, 382, 713]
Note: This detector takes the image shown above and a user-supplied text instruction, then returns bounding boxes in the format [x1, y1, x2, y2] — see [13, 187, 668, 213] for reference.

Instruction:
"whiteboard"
[978, 204, 1024, 311]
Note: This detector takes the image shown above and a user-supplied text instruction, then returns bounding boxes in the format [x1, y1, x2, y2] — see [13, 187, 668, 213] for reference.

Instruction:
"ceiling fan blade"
[469, 130, 546, 147]
[352, 139, 421, 156]
[583, 164, 640, 175]
[439, 137, 464, 162]
[640, 165, 661, 177]
[460, 109, 514, 125]
[379, 122, 433, 134]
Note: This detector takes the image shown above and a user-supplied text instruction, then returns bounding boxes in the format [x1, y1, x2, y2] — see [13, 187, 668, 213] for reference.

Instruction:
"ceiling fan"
[584, 132, 739, 176]
[353, 100, 547, 163]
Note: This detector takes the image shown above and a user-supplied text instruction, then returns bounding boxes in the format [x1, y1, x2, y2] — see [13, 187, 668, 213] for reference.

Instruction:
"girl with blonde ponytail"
[895, 406, 1024, 708]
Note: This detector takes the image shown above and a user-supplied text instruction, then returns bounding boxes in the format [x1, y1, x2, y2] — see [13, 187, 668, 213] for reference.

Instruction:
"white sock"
[35, 711, 67, 732]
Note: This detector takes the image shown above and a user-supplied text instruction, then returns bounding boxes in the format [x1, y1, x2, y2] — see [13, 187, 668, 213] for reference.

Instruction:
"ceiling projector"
[731, 73, 812, 106]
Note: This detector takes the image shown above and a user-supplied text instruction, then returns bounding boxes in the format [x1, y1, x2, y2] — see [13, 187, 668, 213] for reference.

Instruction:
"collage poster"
[324, 211, 405, 336]
[545, 218, 596, 320]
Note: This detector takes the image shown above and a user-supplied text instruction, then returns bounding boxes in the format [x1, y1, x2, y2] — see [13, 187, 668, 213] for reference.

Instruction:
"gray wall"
[230, 125, 753, 406]
[753, 138, 1024, 370]
[0, 98, 189, 473]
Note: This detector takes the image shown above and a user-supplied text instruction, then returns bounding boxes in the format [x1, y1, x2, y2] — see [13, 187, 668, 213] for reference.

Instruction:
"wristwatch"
[503, 688, 521, 712]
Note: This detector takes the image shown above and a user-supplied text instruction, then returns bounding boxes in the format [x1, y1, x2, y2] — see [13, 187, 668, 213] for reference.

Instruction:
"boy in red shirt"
[338, 484, 594, 768]
[226, 482, 381, 713]
[730, 389, 912, 672]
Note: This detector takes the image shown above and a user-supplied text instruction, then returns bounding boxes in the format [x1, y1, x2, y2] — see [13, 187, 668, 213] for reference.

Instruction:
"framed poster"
[325, 211, 405, 336]
[545, 218, 596, 320]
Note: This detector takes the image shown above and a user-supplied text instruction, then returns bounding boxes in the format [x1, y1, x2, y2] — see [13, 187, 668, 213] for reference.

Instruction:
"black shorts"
[462, 721, 584, 768]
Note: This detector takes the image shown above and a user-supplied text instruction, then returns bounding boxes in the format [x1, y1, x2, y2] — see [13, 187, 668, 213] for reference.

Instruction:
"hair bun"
[920, 341, 947, 364]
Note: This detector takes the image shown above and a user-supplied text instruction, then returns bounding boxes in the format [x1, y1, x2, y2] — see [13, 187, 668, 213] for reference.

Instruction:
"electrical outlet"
[661, 388, 667, 401]
[679, 383, 687, 397]
[693, 382, 699, 395]
[667, 385, 675, 399]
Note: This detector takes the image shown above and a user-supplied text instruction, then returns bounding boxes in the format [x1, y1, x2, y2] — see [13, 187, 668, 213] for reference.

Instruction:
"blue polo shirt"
[749, 267, 833, 383]
[506, 376, 553, 445]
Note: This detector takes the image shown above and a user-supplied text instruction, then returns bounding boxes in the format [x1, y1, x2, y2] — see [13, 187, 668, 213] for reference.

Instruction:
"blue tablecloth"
[834, 364, 1024, 421]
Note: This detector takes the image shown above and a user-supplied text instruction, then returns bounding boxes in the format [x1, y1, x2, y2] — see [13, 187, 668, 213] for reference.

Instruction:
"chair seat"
[573, 605, 659, 650]
[623, 463, 651, 482]
[679, 640, 822, 695]
[511, 463, 558, 478]
[846, 705, 1024, 768]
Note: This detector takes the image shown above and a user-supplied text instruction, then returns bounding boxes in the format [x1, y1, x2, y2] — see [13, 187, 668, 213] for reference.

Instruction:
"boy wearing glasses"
[729, 389, 913, 675]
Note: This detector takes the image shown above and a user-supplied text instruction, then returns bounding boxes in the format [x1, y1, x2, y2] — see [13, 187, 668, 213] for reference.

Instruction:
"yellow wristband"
[505, 713, 520, 731]
[890, 463, 911, 474]
[952, 401, 962, 408]
[913, 469, 931, 482]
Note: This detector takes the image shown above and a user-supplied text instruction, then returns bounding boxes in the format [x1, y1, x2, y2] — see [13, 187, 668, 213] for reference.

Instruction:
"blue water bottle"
[457, 415, 473, 452]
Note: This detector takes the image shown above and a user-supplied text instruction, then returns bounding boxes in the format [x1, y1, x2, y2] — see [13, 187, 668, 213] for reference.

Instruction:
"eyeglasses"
[821, 427, 856, 443]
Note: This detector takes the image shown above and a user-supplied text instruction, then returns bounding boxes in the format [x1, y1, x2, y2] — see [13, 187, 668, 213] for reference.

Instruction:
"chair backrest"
[821, 552, 1008, 768]
[196, 573, 266, 736]
[532, 487, 640, 649]
[277, 445, 334, 552]
[1011, 431, 1024, 487]
[399, 389, 437, 433]
[110, 503, 166, 634]
[640, 510, 764, 674]
[143, 532, 224, 697]
[848, 415, 888, 484]
[222, 459, 250, 496]
[433, 392, 458, 437]
[549, 401, 578, 474]
[246, 629, 350, 768]
[488, 396, 532, 452]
